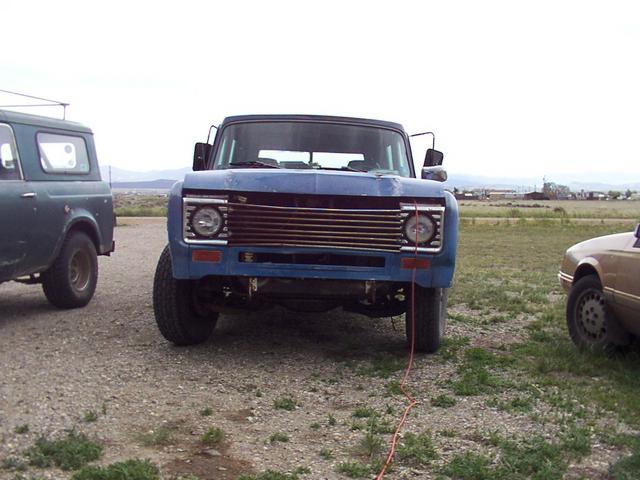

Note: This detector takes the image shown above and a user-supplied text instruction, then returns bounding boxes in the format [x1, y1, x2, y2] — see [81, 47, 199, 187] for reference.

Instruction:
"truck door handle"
[20, 192, 36, 198]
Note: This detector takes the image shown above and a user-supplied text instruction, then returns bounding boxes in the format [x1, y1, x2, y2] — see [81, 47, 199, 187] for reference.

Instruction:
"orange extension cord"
[375, 203, 421, 479]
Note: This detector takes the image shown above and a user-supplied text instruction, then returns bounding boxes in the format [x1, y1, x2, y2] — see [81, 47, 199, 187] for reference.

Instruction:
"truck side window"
[0, 124, 21, 181]
[37, 132, 90, 174]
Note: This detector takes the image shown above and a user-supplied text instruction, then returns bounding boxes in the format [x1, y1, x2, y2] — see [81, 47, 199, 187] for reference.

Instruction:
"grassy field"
[443, 220, 640, 479]
[458, 199, 640, 220]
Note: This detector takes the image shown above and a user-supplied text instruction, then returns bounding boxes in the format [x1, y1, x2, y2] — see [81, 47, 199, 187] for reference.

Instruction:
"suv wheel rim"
[576, 289, 606, 342]
[69, 249, 91, 292]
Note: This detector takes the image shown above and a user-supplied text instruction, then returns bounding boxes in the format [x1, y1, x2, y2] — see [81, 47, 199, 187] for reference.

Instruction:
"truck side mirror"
[424, 148, 444, 167]
[422, 166, 447, 182]
[193, 143, 211, 171]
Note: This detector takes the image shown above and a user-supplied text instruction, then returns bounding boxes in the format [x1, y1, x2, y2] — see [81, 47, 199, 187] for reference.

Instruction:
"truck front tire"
[153, 246, 218, 346]
[406, 286, 448, 353]
[42, 231, 98, 309]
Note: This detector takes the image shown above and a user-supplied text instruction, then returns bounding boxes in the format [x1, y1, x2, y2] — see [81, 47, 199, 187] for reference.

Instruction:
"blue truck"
[153, 115, 458, 352]
[0, 109, 114, 308]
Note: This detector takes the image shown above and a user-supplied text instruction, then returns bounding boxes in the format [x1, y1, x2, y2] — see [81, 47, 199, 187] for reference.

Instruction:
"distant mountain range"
[101, 165, 640, 192]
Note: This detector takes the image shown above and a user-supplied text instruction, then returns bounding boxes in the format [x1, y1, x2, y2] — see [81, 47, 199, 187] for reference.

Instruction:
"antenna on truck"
[409, 131, 435, 149]
[0, 89, 70, 119]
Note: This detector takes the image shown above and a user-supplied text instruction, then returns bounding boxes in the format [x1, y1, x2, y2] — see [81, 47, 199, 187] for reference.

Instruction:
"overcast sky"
[2, 0, 639, 183]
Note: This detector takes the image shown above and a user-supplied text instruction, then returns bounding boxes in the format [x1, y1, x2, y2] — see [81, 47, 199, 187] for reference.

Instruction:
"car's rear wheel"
[567, 274, 629, 351]
[42, 231, 98, 309]
[153, 245, 218, 346]
[406, 286, 448, 353]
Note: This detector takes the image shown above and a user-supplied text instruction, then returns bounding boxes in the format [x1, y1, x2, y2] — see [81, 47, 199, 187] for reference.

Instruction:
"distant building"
[488, 189, 517, 200]
[524, 191, 549, 201]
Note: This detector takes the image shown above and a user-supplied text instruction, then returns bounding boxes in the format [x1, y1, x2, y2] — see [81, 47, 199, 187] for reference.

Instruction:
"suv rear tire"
[153, 246, 218, 346]
[406, 286, 448, 353]
[42, 231, 98, 309]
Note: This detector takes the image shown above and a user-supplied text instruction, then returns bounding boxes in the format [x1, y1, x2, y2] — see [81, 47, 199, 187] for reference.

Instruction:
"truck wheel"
[153, 246, 217, 346]
[406, 286, 448, 353]
[42, 231, 98, 309]
[567, 275, 630, 352]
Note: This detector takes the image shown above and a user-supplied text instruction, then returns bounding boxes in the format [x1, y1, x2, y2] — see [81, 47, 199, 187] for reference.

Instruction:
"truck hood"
[182, 169, 445, 197]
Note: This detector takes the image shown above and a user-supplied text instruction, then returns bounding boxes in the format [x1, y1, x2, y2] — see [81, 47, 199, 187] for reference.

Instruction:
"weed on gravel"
[335, 461, 371, 478]
[269, 432, 290, 444]
[396, 431, 438, 465]
[2, 456, 27, 471]
[199, 407, 213, 417]
[200, 427, 224, 445]
[238, 466, 310, 480]
[83, 410, 98, 423]
[430, 394, 456, 408]
[136, 423, 178, 447]
[273, 396, 297, 411]
[25, 430, 102, 471]
[14, 424, 29, 434]
[71, 458, 160, 480]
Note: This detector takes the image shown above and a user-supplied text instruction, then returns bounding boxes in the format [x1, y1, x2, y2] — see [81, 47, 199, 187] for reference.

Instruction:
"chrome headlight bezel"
[403, 213, 436, 245]
[183, 195, 229, 244]
[399, 204, 445, 253]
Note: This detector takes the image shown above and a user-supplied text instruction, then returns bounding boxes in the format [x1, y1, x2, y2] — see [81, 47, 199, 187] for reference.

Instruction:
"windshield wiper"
[314, 166, 366, 173]
[229, 160, 281, 169]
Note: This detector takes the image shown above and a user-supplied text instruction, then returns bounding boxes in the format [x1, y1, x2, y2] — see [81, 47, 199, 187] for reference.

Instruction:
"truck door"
[0, 124, 37, 281]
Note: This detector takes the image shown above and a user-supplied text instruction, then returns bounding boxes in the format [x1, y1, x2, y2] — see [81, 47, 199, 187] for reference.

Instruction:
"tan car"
[559, 225, 640, 350]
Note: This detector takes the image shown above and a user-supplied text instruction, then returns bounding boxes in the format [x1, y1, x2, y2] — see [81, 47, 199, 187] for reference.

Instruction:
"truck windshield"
[212, 121, 411, 177]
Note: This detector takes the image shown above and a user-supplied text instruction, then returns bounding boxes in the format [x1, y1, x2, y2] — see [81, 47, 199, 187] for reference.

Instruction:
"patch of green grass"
[486, 395, 534, 413]
[238, 467, 310, 480]
[385, 380, 402, 396]
[609, 436, 640, 480]
[327, 414, 337, 426]
[200, 407, 213, 417]
[136, 423, 178, 447]
[397, 431, 438, 465]
[2, 456, 27, 471]
[355, 431, 383, 459]
[440, 451, 493, 480]
[71, 459, 160, 480]
[452, 348, 512, 396]
[319, 448, 334, 460]
[201, 427, 224, 445]
[269, 432, 290, 444]
[335, 461, 371, 478]
[352, 406, 378, 419]
[310, 422, 320, 431]
[84, 410, 98, 423]
[273, 396, 297, 411]
[14, 424, 29, 434]
[256, 389, 263, 398]
[358, 355, 405, 379]
[439, 429, 457, 438]
[437, 336, 470, 361]
[431, 394, 456, 408]
[25, 431, 102, 471]
[115, 206, 166, 217]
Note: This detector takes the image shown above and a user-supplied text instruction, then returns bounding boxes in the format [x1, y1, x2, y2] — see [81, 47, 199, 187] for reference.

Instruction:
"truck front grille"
[227, 203, 403, 252]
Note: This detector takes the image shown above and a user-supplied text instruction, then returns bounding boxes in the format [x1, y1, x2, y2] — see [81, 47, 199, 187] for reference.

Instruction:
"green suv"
[0, 110, 114, 308]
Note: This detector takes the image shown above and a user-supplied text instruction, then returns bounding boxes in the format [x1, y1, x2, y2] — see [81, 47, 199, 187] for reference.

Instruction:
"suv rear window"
[37, 132, 90, 174]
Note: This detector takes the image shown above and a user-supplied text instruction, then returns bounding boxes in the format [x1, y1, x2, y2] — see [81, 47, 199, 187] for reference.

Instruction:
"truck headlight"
[403, 213, 435, 244]
[192, 207, 223, 237]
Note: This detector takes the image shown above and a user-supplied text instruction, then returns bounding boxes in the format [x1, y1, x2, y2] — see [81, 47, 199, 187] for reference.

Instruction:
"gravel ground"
[0, 219, 628, 479]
